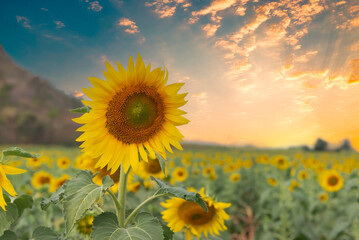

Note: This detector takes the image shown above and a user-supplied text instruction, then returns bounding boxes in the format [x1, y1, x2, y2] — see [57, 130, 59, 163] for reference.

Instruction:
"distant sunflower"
[267, 177, 278, 186]
[161, 188, 231, 239]
[31, 171, 53, 189]
[73, 54, 189, 174]
[172, 167, 188, 183]
[49, 174, 71, 193]
[298, 170, 309, 181]
[57, 157, 71, 170]
[272, 155, 289, 170]
[77, 214, 94, 235]
[230, 173, 241, 182]
[0, 164, 26, 211]
[319, 169, 344, 192]
[132, 157, 165, 180]
[318, 192, 328, 203]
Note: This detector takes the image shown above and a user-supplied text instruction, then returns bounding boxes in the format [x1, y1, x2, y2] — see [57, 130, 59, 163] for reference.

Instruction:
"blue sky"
[2, 0, 359, 148]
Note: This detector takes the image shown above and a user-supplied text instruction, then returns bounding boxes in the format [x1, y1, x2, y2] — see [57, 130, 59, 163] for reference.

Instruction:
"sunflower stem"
[107, 190, 121, 220]
[118, 165, 128, 228]
[124, 193, 167, 227]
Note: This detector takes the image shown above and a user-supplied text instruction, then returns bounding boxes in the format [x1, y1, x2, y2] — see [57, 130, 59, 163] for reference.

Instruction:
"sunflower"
[267, 177, 278, 186]
[203, 167, 215, 177]
[319, 169, 344, 192]
[57, 157, 71, 170]
[26, 157, 42, 169]
[298, 170, 309, 181]
[318, 192, 328, 203]
[49, 174, 71, 193]
[161, 188, 231, 239]
[243, 159, 252, 169]
[132, 157, 165, 180]
[230, 173, 241, 182]
[73, 54, 189, 174]
[172, 167, 188, 183]
[77, 214, 94, 235]
[31, 171, 53, 189]
[0, 164, 26, 211]
[272, 155, 289, 170]
[289, 180, 300, 192]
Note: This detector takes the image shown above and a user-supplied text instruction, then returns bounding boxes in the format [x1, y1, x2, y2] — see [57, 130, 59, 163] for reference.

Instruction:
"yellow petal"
[2, 165, 26, 175]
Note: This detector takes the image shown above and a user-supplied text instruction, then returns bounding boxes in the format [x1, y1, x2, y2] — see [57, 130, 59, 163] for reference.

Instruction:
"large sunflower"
[73, 54, 189, 173]
[319, 169, 344, 192]
[161, 188, 231, 239]
[0, 164, 27, 211]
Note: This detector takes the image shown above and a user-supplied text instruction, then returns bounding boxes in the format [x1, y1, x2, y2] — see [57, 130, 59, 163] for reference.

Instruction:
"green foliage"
[162, 224, 174, 240]
[70, 106, 92, 114]
[40, 186, 65, 210]
[151, 176, 208, 211]
[0, 230, 17, 240]
[32, 227, 58, 240]
[91, 212, 163, 240]
[63, 171, 114, 234]
[0, 202, 18, 236]
[13, 194, 33, 217]
[155, 152, 167, 176]
[2, 147, 40, 160]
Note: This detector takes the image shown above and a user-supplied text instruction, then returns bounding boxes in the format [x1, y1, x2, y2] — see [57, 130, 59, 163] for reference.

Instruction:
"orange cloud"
[145, 0, 191, 18]
[202, 23, 220, 37]
[117, 18, 139, 34]
[73, 90, 84, 98]
[191, 0, 237, 19]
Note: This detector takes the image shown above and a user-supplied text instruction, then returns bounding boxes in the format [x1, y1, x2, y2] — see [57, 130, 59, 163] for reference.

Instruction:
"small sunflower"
[318, 192, 328, 203]
[289, 180, 300, 192]
[73, 54, 189, 174]
[243, 159, 252, 169]
[267, 177, 278, 186]
[0, 164, 26, 211]
[230, 173, 241, 182]
[172, 167, 188, 183]
[49, 174, 71, 193]
[57, 157, 71, 170]
[132, 157, 165, 180]
[298, 170, 309, 181]
[26, 157, 42, 169]
[31, 171, 53, 189]
[77, 214, 94, 235]
[272, 155, 289, 170]
[319, 169, 344, 192]
[203, 167, 215, 177]
[161, 188, 231, 239]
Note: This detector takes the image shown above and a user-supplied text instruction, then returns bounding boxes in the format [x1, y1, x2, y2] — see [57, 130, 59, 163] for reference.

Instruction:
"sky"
[1, 0, 359, 149]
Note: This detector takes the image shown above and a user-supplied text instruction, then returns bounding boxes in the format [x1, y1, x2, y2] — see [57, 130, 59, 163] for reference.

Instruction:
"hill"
[0, 46, 82, 145]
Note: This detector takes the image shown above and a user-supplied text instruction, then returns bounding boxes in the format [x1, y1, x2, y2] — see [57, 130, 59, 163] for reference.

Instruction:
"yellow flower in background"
[181, 155, 191, 166]
[31, 171, 53, 189]
[0, 164, 26, 211]
[318, 192, 328, 203]
[272, 155, 289, 170]
[75, 152, 94, 170]
[243, 159, 253, 169]
[73, 54, 189, 174]
[26, 157, 42, 169]
[49, 174, 71, 193]
[298, 170, 309, 181]
[203, 167, 215, 177]
[132, 157, 165, 180]
[172, 167, 188, 183]
[267, 177, 278, 186]
[127, 181, 141, 193]
[161, 188, 231, 239]
[319, 169, 344, 192]
[230, 173, 241, 182]
[57, 157, 71, 170]
[290, 169, 296, 177]
[77, 215, 94, 235]
[289, 180, 300, 192]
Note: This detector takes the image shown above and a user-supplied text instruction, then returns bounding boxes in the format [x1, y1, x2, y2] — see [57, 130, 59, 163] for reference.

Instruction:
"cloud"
[117, 17, 139, 34]
[16, 16, 31, 29]
[43, 34, 63, 41]
[54, 20, 65, 29]
[190, 0, 237, 24]
[192, 92, 208, 104]
[337, 16, 359, 30]
[202, 23, 220, 37]
[145, 0, 191, 18]
[40, 8, 48, 11]
[138, 36, 146, 44]
[73, 90, 84, 98]
[88, 1, 102, 12]
[348, 59, 359, 84]
[350, 41, 359, 51]
[293, 50, 318, 63]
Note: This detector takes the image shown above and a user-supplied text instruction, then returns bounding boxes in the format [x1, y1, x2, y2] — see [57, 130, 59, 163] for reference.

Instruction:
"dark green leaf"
[13, 194, 33, 217]
[151, 177, 207, 212]
[155, 152, 166, 176]
[0, 203, 19, 236]
[162, 223, 174, 240]
[32, 227, 58, 240]
[0, 230, 17, 240]
[2, 147, 40, 159]
[40, 186, 65, 210]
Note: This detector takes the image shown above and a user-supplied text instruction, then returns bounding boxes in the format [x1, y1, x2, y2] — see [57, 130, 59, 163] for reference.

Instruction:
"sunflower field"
[0, 145, 358, 240]
[0, 56, 358, 240]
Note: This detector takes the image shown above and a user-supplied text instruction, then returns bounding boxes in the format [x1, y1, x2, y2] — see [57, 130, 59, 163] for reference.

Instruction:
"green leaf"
[151, 177, 208, 211]
[329, 219, 350, 239]
[0, 230, 17, 240]
[40, 186, 65, 210]
[0, 203, 19, 236]
[63, 171, 114, 234]
[32, 227, 58, 240]
[162, 223, 174, 240]
[13, 194, 33, 217]
[2, 147, 40, 159]
[155, 152, 166, 176]
[70, 105, 92, 114]
[91, 212, 163, 240]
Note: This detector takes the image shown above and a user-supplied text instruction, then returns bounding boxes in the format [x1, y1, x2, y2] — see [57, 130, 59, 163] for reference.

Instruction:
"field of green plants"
[1, 145, 358, 240]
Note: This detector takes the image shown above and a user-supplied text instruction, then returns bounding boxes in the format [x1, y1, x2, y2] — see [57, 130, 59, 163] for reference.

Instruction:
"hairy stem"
[118, 166, 128, 227]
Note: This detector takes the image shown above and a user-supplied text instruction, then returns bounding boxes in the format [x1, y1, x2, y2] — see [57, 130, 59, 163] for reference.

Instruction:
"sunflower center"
[179, 201, 216, 225]
[106, 84, 165, 144]
[328, 176, 338, 186]
[39, 176, 51, 184]
[144, 159, 162, 174]
[278, 159, 284, 165]
[177, 171, 184, 177]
